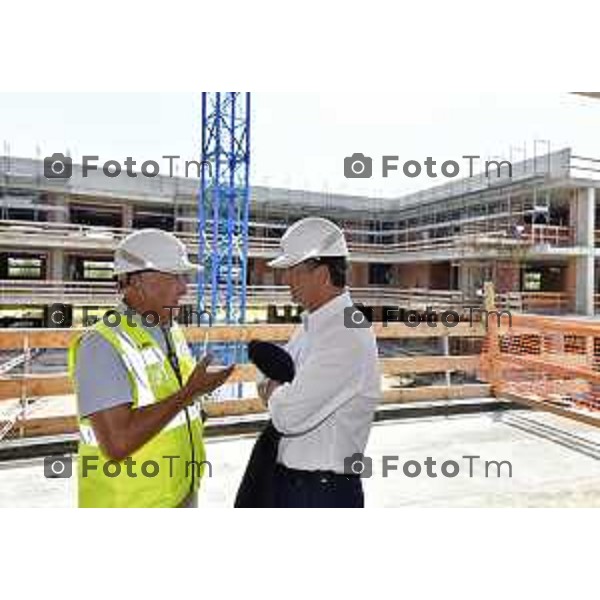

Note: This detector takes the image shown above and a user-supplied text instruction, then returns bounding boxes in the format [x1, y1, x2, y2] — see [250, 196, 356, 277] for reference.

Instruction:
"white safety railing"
[0, 219, 579, 258]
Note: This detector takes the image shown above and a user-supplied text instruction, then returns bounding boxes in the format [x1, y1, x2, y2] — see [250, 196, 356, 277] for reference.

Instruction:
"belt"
[276, 464, 361, 481]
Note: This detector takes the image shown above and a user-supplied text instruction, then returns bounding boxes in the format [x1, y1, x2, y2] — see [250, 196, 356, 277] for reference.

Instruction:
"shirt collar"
[302, 291, 353, 332]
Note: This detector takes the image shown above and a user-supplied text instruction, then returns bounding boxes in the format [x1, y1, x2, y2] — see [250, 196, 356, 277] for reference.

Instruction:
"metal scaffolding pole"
[197, 92, 251, 363]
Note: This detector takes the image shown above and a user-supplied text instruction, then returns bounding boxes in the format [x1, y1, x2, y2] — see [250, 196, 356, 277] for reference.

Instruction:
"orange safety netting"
[479, 312, 600, 420]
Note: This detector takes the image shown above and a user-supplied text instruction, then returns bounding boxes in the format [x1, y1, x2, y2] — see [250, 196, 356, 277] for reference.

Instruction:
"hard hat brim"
[267, 250, 348, 269]
[168, 260, 204, 275]
[267, 254, 305, 269]
[113, 261, 203, 276]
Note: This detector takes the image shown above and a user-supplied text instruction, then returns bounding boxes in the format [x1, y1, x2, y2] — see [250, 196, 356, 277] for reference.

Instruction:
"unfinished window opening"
[70, 203, 122, 228]
[1, 254, 45, 280]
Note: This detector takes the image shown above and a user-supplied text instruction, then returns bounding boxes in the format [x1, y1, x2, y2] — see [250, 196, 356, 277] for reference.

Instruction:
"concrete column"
[46, 192, 68, 223]
[574, 187, 595, 316]
[458, 262, 487, 297]
[47, 249, 65, 281]
[458, 263, 471, 294]
[177, 204, 196, 234]
[122, 204, 134, 229]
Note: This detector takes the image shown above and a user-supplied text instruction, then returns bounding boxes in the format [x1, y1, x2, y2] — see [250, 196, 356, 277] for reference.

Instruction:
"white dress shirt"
[267, 291, 381, 473]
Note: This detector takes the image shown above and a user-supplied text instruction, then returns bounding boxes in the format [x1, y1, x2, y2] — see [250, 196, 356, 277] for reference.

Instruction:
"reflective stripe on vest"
[69, 313, 205, 508]
[80, 404, 202, 447]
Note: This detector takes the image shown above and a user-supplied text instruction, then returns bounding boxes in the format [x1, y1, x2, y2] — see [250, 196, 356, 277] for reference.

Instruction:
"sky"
[0, 92, 598, 199]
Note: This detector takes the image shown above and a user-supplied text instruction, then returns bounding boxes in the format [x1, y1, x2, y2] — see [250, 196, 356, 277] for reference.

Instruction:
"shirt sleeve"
[74, 331, 134, 417]
[267, 328, 365, 435]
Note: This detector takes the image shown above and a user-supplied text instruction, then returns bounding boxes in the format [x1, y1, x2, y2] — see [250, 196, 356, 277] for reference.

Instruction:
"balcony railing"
[496, 292, 572, 315]
[0, 219, 579, 258]
[0, 280, 475, 311]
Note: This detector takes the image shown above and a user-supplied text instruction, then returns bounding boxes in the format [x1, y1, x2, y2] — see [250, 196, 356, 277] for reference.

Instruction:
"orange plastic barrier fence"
[480, 311, 600, 426]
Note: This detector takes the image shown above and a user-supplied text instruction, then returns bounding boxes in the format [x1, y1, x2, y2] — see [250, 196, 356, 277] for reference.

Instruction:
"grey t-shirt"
[74, 319, 172, 418]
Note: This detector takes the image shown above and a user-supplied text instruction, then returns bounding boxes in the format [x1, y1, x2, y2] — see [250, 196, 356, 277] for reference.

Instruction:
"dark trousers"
[274, 464, 364, 508]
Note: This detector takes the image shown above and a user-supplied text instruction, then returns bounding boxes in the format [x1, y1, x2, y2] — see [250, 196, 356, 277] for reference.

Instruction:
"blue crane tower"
[197, 92, 251, 362]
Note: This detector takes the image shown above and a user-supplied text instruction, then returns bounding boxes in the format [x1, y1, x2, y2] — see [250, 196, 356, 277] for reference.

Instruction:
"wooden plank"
[0, 329, 76, 349]
[0, 321, 486, 349]
[0, 367, 262, 402]
[500, 392, 600, 429]
[0, 374, 72, 401]
[0, 356, 483, 402]
[9, 415, 79, 438]
[373, 322, 486, 339]
[204, 399, 265, 418]
[380, 356, 479, 375]
[497, 353, 600, 385]
[6, 384, 494, 437]
[382, 384, 491, 403]
[509, 313, 600, 338]
[184, 324, 297, 343]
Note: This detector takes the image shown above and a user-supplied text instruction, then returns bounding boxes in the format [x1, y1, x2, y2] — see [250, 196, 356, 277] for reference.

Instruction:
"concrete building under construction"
[3, 143, 600, 509]
[1, 147, 600, 326]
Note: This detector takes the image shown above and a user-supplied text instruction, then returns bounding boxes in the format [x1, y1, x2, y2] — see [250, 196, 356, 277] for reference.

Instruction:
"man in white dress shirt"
[258, 217, 381, 508]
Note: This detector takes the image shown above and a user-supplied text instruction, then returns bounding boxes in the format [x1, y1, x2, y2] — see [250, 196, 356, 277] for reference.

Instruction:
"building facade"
[1, 148, 599, 326]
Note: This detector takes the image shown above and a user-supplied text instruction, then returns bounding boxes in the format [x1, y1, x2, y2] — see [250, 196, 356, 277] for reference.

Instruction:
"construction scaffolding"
[197, 92, 251, 326]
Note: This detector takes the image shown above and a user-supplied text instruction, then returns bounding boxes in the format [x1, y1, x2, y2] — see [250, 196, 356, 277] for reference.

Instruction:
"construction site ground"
[1, 407, 599, 508]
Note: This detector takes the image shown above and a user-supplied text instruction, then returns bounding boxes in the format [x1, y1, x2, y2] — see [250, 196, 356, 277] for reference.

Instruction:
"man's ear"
[131, 274, 146, 295]
[316, 264, 331, 286]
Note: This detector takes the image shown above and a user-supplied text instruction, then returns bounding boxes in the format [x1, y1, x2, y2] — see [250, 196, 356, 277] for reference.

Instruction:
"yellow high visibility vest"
[68, 315, 205, 508]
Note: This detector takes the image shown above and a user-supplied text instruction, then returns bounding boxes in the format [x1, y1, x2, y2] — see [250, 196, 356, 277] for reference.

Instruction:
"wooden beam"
[0, 374, 72, 401]
[509, 313, 600, 338]
[500, 392, 600, 429]
[0, 330, 76, 349]
[5, 384, 493, 438]
[497, 353, 600, 385]
[11, 415, 79, 437]
[380, 356, 479, 375]
[0, 356, 483, 402]
[373, 322, 485, 339]
[184, 324, 297, 343]
[382, 384, 491, 403]
[0, 321, 487, 350]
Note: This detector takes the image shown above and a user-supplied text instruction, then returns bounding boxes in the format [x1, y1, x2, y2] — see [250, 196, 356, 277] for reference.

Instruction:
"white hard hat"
[268, 217, 349, 269]
[114, 229, 201, 276]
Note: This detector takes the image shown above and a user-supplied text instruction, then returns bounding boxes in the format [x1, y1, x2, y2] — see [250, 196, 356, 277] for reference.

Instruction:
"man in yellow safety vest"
[69, 229, 234, 508]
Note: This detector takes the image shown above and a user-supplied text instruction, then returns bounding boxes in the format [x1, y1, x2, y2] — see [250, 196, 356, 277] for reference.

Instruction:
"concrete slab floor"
[1, 409, 600, 508]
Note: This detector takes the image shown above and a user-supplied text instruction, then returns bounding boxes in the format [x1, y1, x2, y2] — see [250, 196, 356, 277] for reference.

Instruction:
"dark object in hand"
[234, 342, 295, 508]
[248, 340, 295, 384]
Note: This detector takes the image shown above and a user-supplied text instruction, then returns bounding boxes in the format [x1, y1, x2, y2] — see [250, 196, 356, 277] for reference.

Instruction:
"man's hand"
[257, 378, 280, 406]
[88, 355, 235, 462]
[183, 355, 236, 403]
